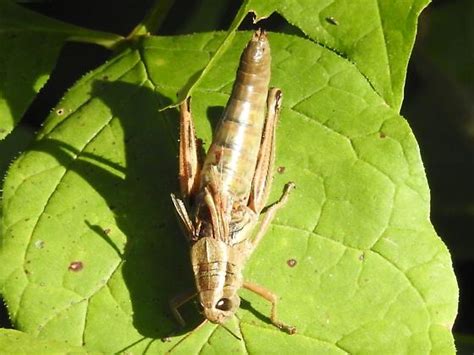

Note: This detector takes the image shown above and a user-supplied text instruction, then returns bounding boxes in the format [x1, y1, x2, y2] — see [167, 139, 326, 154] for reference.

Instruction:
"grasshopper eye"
[216, 298, 232, 311]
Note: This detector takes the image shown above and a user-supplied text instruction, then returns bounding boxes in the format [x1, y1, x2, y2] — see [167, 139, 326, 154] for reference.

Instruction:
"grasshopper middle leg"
[243, 281, 296, 334]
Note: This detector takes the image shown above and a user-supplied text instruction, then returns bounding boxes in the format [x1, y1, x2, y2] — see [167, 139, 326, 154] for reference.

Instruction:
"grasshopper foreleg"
[169, 290, 197, 327]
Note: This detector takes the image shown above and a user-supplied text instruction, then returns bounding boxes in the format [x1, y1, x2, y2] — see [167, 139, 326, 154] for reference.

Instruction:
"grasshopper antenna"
[166, 319, 210, 353]
[115, 336, 147, 353]
[221, 323, 242, 341]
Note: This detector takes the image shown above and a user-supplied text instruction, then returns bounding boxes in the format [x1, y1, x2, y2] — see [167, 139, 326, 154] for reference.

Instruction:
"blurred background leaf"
[401, 0, 474, 337]
[0, 0, 122, 140]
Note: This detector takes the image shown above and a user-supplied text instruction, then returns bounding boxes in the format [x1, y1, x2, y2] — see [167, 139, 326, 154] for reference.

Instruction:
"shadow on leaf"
[31, 80, 197, 339]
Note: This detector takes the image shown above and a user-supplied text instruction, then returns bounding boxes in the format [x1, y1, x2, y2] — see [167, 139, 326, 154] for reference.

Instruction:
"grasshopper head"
[191, 238, 246, 324]
[199, 290, 241, 325]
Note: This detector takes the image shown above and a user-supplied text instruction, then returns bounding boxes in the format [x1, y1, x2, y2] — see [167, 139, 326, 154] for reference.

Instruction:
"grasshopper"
[170, 30, 296, 335]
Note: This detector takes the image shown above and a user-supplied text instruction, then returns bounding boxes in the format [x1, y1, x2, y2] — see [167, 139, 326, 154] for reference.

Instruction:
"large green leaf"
[0, 328, 88, 353]
[0, 0, 122, 140]
[181, 0, 430, 112]
[0, 31, 457, 353]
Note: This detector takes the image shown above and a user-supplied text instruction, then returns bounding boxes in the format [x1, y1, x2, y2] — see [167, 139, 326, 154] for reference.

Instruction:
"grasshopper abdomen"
[201, 30, 272, 204]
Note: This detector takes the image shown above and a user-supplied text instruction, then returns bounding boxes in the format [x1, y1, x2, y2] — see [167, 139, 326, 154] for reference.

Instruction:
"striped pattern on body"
[200, 31, 272, 205]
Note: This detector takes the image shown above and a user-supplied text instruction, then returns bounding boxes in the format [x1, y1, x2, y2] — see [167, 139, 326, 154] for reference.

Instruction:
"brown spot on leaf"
[287, 259, 297, 267]
[277, 166, 286, 174]
[379, 131, 386, 138]
[56, 108, 64, 116]
[68, 261, 84, 272]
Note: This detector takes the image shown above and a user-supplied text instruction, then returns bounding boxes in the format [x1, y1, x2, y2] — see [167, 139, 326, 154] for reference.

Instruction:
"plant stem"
[69, 31, 124, 50]
[129, 0, 176, 37]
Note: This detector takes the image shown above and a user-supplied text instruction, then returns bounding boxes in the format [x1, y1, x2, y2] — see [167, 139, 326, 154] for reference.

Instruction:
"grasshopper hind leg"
[243, 89, 296, 335]
[247, 88, 295, 248]
[178, 97, 201, 199]
[248, 87, 282, 214]
[171, 97, 203, 242]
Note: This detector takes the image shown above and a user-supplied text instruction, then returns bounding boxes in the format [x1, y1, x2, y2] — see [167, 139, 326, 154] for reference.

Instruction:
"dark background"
[1, 0, 472, 349]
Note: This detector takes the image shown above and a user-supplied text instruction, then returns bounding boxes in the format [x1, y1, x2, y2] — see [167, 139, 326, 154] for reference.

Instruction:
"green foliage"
[0, 0, 123, 139]
[181, 0, 430, 111]
[0, 0, 458, 353]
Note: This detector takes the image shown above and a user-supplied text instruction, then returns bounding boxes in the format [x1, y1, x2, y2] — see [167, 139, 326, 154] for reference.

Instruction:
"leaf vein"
[373, 0, 394, 102]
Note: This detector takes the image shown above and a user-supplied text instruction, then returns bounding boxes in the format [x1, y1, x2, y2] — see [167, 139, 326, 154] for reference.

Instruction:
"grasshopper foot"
[274, 321, 297, 335]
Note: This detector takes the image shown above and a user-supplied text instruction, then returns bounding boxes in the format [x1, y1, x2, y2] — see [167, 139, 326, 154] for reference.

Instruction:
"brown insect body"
[191, 32, 271, 324]
[171, 30, 296, 334]
[200, 31, 271, 202]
